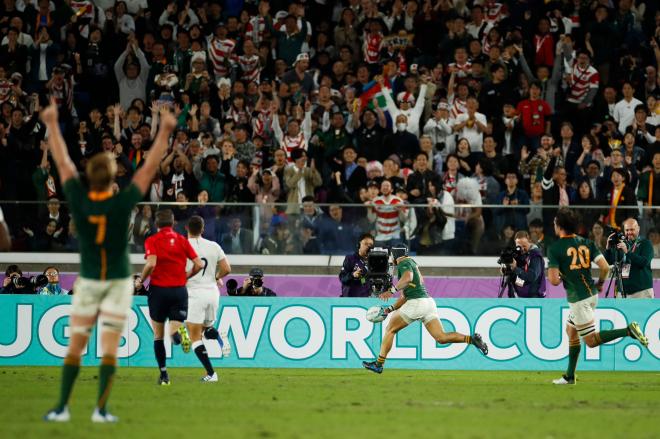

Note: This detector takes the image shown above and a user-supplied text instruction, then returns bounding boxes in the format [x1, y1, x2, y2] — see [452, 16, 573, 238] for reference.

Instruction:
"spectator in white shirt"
[452, 96, 489, 152]
[613, 82, 643, 134]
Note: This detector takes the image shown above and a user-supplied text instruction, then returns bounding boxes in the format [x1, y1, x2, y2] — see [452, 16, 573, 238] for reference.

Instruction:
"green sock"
[57, 355, 81, 410]
[597, 328, 629, 345]
[97, 356, 116, 413]
[565, 344, 581, 379]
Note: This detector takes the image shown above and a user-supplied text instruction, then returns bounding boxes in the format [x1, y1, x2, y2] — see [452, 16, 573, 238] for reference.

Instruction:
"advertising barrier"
[1, 296, 658, 370]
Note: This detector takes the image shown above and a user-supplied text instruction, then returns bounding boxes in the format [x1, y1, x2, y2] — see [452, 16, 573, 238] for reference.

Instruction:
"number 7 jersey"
[63, 178, 143, 280]
[547, 235, 603, 303]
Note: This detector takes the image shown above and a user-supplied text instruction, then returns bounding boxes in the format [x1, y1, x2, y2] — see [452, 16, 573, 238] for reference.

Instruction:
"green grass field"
[0, 367, 658, 439]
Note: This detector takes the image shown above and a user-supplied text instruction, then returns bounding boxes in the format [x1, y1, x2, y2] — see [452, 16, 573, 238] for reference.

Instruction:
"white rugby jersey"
[186, 236, 226, 290]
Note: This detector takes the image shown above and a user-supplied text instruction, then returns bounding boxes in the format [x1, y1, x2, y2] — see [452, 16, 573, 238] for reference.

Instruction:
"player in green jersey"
[363, 245, 488, 374]
[42, 100, 177, 422]
[547, 208, 649, 385]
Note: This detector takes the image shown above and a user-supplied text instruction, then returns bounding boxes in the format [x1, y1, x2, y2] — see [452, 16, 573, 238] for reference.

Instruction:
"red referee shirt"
[144, 227, 198, 287]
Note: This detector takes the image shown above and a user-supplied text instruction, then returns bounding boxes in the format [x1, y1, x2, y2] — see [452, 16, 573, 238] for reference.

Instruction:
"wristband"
[0, 207, 4, 222]
[385, 305, 395, 313]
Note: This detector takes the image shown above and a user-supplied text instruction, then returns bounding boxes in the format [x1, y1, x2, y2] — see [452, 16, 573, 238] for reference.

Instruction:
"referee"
[141, 209, 203, 385]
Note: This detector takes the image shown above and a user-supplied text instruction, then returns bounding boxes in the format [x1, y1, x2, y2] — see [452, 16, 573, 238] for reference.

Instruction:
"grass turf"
[0, 367, 658, 439]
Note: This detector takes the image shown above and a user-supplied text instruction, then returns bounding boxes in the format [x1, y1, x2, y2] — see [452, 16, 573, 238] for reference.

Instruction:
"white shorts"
[568, 295, 597, 337]
[398, 297, 438, 324]
[627, 288, 654, 299]
[187, 286, 219, 326]
[71, 277, 133, 318]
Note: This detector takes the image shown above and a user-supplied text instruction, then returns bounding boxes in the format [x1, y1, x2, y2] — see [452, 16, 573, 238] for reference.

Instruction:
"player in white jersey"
[185, 216, 232, 382]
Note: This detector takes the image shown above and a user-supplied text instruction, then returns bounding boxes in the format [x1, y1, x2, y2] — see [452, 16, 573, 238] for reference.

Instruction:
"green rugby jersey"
[63, 178, 143, 280]
[397, 257, 429, 299]
[547, 235, 602, 303]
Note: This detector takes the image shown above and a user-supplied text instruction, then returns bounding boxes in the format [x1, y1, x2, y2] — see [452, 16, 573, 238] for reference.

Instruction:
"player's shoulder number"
[566, 245, 590, 270]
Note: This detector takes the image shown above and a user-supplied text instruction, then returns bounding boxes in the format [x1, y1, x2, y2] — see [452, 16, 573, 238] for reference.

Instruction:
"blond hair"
[86, 152, 117, 191]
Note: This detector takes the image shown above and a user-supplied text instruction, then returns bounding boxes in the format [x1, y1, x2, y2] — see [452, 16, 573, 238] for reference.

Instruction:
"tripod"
[497, 268, 517, 298]
[605, 249, 626, 298]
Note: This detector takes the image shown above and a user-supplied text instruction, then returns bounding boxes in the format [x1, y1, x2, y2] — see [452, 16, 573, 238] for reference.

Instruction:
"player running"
[42, 101, 177, 422]
[547, 208, 649, 385]
[363, 245, 488, 374]
[185, 215, 232, 382]
[141, 209, 203, 385]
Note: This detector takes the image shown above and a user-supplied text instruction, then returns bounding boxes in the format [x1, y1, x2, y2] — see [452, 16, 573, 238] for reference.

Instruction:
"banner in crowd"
[14, 273, 660, 298]
[1, 296, 658, 370]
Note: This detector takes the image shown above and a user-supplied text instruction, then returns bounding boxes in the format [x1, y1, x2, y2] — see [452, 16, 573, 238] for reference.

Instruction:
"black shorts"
[147, 285, 188, 323]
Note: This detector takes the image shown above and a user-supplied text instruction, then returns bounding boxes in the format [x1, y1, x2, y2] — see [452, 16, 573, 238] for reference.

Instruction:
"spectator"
[133, 274, 149, 296]
[221, 216, 254, 255]
[283, 149, 322, 215]
[114, 38, 150, 110]
[494, 172, 530, 234]
[541, 152, 575, 235]
[367, 179, 405, 248]
[319, 204, 355, 255]
[39, 266, 69, 295]
[300, 223, 322, 255]
[604, 168, 638, 230]
[453, 96, 488, 153]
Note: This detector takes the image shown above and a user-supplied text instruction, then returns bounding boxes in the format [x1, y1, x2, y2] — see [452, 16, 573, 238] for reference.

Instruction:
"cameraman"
[604, 218, 654, 298]
[339, 233, 374, 297]
[0, 265, 40, 294]
[506, 231, 547, 298]
[237, 268, 277, 296]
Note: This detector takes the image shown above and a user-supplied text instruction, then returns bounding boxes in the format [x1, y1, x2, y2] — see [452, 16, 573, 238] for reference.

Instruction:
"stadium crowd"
[1, 0, 660, 256]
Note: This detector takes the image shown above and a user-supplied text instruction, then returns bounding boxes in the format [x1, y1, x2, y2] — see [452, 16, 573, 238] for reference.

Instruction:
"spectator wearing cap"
[381, 75, 428, 137]
[237, 268, 277, 296]
[282, 52, 314, 96]
[283, 148, 322, 215]
[114, 38, 150, 110]
[604, 168, 638, 229]
[221, 216, 254, 254]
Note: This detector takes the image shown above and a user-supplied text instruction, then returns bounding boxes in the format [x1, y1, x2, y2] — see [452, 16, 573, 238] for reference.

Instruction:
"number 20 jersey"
[547, 235, 602, 303]
[63, 179, 143, 280]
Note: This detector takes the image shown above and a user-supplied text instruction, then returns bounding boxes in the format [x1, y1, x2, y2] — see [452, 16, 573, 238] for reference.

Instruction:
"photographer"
[604, 218, 654, 298]
[0, 264, 48, 294]
[237, 268, 277, 296]
[339, 233, 374, 297]
[39, 266, 69, 295]
[501, 231, 546, 298]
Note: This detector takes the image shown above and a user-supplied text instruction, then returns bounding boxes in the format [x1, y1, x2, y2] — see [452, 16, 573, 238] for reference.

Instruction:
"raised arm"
[132, 109, 178, 194]
[40, 99, 77, 184]
[302, 101, 313, 141]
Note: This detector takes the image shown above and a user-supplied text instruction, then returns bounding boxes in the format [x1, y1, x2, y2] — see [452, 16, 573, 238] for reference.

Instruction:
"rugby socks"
[56, 354, 81, 411]
[97, 355, 116, 413]
[566, 340, 581, 379]
[464, 336, 471, 344]
[154, 339, 167, 376]
[594, 328, 629, 346]
[376, 355, 386, 366]
[193, 341, 214, 376]
[171, 331, 182, 345]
